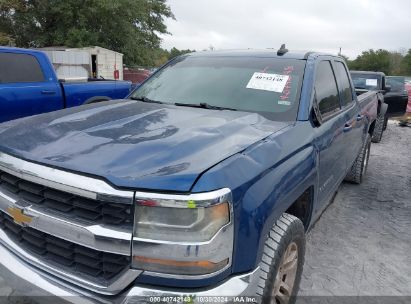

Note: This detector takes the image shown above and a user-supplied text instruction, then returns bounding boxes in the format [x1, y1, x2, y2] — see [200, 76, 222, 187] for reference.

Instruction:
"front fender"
[238, 145, 317, 274]
[192, 122, 318, 274]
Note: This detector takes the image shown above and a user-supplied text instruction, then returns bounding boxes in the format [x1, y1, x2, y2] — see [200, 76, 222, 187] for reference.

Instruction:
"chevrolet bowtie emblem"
[7, 207, 32, 225]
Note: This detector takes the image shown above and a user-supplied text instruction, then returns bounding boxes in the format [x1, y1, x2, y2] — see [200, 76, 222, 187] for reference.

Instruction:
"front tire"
[345, 134, 371, 184]
[256, 214, 305, 304]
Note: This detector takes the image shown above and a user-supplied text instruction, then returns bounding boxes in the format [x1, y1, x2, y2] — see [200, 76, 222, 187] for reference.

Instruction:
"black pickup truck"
[385, 76, 409, 117]
[350, 70, 395, 142]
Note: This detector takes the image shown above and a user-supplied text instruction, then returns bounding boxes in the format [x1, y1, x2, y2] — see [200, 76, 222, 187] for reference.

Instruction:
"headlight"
[132, 188, 233, 277]
[134, 202, 229, 242]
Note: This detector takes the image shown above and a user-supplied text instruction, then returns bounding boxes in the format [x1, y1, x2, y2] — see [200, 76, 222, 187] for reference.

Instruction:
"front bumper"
[0, 243, 260, 303]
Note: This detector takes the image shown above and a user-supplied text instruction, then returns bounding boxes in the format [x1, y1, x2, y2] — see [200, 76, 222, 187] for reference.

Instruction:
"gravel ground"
[0, 121, 410, 303]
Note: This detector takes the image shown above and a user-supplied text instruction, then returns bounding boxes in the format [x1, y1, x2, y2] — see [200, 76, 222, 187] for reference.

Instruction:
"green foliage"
[339, 54, 355, 70]
[128, 47, 194, 68]
[349, 49, 391, 74]
[168, 47, 193, 60]
[402, 49, 411, 76]
[0, 31, 13, 45]
[0, 0, 174, 66]
[339, 54, 350, 63]
[349, 49, 411, 76]
[151, 48, 170, 67]
[388, 52, 404, 75]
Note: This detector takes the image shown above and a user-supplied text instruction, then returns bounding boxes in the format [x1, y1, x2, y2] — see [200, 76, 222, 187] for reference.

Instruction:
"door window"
[0, 53, 45, 83]
[334, 61, 354, 107]
[315, 61, 341, 118]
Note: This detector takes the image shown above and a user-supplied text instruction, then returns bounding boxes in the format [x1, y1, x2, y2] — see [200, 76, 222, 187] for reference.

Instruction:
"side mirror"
[312, 92, 323, 126]
[311, 104, 323, 127]
[312, 107, 323, 126]
[311, 89, 323, 127]
[384, 84, 391, 93]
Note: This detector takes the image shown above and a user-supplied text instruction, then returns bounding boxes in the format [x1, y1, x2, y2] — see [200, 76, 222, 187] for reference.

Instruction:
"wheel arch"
[368, 119, 376, 136]
[285, 186, 314, 231]
[83, 96, 111, 105]
[254, 180, 316, 274]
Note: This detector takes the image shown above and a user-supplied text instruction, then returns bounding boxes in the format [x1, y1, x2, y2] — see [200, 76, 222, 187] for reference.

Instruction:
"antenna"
[277, 44, 288, 56]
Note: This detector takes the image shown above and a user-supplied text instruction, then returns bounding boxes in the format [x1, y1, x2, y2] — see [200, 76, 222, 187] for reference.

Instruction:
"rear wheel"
[372, 103, 388, 143]
[345, 134, 371, 184]
[383, 116, 388, 131]
[83, 97, 110, 104]
[256, 214, 305, 304]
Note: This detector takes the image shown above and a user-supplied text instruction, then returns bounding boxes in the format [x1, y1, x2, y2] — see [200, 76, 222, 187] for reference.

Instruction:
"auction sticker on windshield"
[246, 72, 290, 93]
[366, 79, 378, 86]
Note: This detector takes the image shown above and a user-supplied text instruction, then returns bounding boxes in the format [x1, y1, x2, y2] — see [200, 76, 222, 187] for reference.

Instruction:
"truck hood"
[0, 100, 289, 192]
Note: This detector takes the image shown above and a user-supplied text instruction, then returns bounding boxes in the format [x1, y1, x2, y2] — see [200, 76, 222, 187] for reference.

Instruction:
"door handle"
[343, 123, 352, 132]
[41, 90, 57, 95]
[356, 114, 364, 121]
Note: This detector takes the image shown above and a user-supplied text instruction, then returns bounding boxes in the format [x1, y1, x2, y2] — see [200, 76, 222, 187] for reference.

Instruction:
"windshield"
[130, 56, 306, 121]
[350, 73, 381, 90]
[386, 76, 405, 93]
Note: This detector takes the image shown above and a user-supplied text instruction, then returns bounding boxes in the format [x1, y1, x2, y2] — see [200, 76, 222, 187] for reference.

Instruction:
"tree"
[0, 0, 174, 66]
[339, 54, 350, 62]
[338, 54, 355, 69]
[0, 31, 13, 45]
[388, 51, 403, 75]
[402, 49, 411, 76]
[168, 47, 193, 60]
[152, 48, 169, 67]
[349, 49, 391, 74]
[125, 47, 195, 68]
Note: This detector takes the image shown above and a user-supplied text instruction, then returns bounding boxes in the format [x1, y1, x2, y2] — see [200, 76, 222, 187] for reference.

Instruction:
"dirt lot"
[0, 122, 410, 303]
[298, 121, 411, 303]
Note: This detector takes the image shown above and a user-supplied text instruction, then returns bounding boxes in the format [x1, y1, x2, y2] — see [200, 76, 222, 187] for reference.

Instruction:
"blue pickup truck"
[0, 47, 132, 123]
[0, 49, 379, 303]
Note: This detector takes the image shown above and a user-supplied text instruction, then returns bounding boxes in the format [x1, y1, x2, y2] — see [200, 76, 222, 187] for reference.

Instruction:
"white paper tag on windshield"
[246, 73, 290, 93]
[366, 79, 378, 86]
[278, 100, 291, 106]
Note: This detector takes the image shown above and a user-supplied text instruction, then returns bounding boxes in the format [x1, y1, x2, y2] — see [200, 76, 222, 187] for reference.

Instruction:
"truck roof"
[351, 70, 386, 76]
[1, 46, 340, 61]
[0, 46, 46, 56]
[185, 49, 338, 60]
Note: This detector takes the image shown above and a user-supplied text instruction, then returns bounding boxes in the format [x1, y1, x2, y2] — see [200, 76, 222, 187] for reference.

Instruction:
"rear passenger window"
[0, 53, 44, 83]
[315, 61, 340, 117]
[334, 61, 353, 107]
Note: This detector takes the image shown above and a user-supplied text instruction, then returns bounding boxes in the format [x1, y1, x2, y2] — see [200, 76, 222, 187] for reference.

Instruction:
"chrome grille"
[0, 211, 131, 280]
[0, 170, 132, 225]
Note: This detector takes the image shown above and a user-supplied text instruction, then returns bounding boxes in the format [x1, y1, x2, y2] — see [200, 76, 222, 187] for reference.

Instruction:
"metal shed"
[40, 46, 124, 81]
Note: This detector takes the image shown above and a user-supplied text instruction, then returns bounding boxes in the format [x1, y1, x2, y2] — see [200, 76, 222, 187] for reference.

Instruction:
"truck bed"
[357, 90, 379, 123]
[61, 80, 131, 108]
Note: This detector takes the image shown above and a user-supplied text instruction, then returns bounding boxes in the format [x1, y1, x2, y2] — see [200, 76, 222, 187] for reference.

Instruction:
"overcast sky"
[160, 0, 411, 59]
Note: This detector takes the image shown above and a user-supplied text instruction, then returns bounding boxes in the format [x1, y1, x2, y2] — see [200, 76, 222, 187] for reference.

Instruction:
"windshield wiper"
[130, 96, 163, 104]
[174, 102, 237, 111]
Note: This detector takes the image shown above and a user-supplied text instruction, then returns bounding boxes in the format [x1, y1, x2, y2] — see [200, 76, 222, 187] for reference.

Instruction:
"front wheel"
[256, 214, 305, 304]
